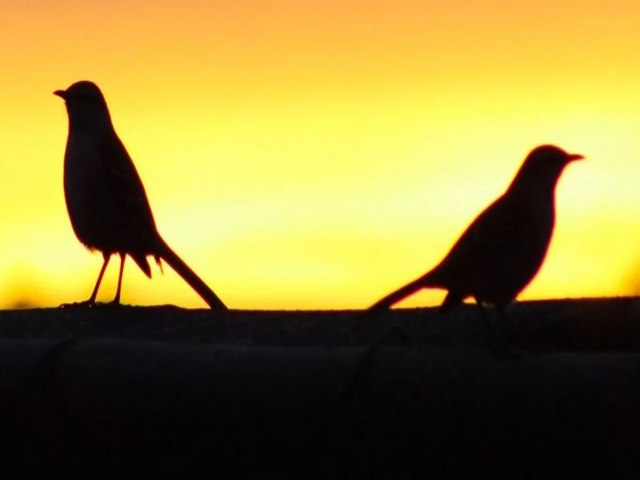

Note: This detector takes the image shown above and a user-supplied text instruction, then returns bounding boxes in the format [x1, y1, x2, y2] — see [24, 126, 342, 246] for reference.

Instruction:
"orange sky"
[1, 0, 639, 309]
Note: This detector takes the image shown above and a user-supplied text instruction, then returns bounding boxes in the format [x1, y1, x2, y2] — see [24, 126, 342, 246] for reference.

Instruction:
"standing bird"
[54, 80, 227, 310]
[368, 145, 583, 315]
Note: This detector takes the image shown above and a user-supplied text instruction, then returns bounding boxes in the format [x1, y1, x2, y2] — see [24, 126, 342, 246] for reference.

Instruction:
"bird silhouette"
[54, 81, 227, 310]
[368, 145, 583, 315]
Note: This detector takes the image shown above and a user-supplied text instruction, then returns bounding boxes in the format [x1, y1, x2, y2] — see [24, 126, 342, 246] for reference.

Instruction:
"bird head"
[509, 144, 583, 197]
[54, 81, 113, 133]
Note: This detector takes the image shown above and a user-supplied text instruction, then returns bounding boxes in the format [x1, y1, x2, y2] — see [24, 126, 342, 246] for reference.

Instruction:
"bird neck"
[507, 166, 563, 204]
[66, 105, 116, 138]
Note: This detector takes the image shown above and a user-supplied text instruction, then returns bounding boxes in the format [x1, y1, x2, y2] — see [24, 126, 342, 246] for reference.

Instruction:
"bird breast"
[63, 134, 122, 250]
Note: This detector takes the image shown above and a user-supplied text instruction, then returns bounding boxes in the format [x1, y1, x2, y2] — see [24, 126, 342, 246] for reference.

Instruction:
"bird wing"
[433, 194, 549, 282]
[98, 134, 160, 256]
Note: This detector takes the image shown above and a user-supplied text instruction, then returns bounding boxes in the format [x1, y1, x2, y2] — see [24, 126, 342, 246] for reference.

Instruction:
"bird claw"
[59, 300, 96, 309]
[59, 300, 122, 309]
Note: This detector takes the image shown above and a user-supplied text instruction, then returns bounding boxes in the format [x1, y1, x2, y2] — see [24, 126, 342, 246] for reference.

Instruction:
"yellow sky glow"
[1, 0, 639, 309]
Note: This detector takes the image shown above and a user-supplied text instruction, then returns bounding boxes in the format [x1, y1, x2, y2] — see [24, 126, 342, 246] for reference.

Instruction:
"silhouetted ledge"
[1, 297, 639, 478]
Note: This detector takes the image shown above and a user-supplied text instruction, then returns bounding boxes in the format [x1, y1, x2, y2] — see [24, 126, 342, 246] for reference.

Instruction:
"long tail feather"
[156, 236, 227, 311]
[367, 274, 433, 313]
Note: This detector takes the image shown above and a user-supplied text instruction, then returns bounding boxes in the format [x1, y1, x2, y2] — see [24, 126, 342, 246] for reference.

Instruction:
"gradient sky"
[1, 0, 639, 309]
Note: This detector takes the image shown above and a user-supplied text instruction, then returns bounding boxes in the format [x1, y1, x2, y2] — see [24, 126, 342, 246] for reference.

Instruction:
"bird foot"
[59, 300, 96, 309]
[59, 300, 122, 309]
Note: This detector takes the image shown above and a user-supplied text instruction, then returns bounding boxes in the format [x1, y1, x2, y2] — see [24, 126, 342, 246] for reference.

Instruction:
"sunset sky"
[0, 0, 639, 309]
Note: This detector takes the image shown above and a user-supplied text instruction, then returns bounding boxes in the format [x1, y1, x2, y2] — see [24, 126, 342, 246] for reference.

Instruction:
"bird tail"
[367, 272, 436, 314]
[156, 236, 228, 311]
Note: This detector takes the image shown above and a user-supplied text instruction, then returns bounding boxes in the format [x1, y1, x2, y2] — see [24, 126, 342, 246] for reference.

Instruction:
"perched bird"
[54, 81, 227, 310]
[368, 145, 583, 315]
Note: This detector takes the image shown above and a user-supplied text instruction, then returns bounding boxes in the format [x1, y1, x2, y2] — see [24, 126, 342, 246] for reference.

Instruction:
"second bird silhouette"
[368, 145, 583, 315]
[54, 81, 227, 311]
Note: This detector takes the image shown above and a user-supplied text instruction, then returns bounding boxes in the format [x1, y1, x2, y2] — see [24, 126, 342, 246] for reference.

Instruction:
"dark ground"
[1, 297, 639, 478]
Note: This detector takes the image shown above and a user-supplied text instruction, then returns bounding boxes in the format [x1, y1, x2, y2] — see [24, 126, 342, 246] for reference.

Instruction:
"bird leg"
[111, 253, 126, 305]
[59, 255, 110, 308]
[88, 254, 111, 305]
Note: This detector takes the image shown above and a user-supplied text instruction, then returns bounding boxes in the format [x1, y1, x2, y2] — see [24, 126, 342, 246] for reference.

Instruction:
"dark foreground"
[1, 297, 639, 478]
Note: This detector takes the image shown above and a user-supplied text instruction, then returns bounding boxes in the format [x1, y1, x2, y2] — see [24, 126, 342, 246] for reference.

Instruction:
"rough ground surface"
[1, 297, 639, 478]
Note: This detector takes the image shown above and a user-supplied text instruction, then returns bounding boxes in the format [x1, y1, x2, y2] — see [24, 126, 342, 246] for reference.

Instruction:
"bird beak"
[567, 153, 584, 162]
[53, 89, 67, 100]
